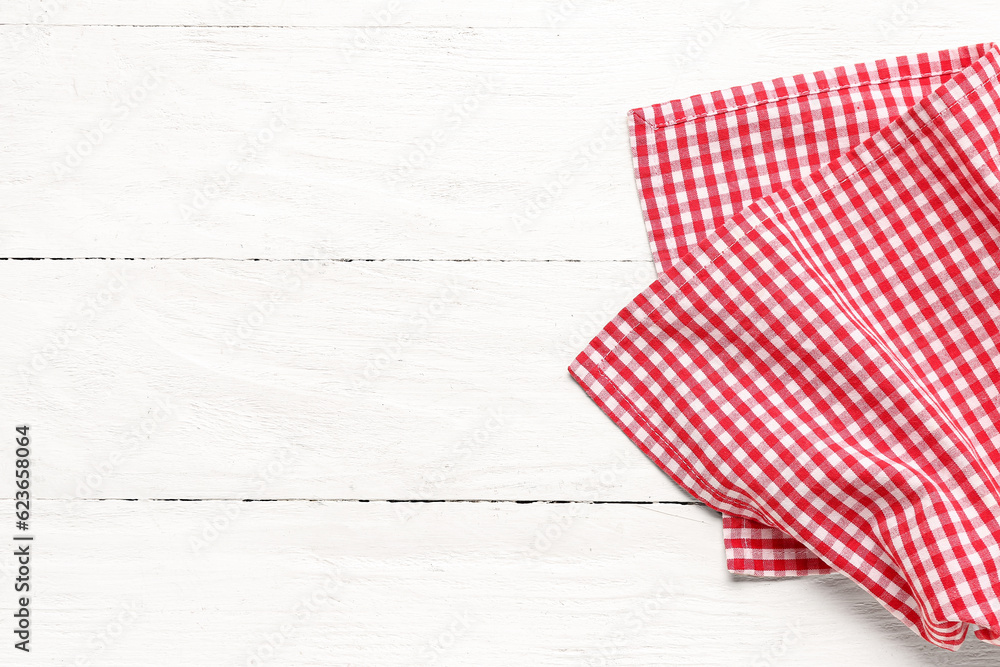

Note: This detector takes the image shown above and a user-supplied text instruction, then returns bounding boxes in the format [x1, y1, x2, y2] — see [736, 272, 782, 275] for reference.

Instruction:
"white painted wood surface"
[5, 259, 671, 501]
[2, 0, 999, 663]
[6, 501, 999, 666]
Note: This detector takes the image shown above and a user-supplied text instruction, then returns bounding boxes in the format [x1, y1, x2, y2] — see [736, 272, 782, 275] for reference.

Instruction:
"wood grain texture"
[0, 0, 996, 28]
[3, 0, 1000, 662]
[0, 500, 993, 666]
[0, 22, 993, 259]
[3, 259, 682, 501]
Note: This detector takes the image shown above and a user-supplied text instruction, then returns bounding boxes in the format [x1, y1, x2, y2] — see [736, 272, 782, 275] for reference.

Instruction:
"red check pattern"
[570, 43, 1000, 648]
[635, 44, 999, 581]
[633, 42, 1000, 582]
[629, 45, 994, 581]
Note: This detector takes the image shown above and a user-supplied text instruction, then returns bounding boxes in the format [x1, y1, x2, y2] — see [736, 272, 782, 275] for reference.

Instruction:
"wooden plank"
[2, 259, 700, 500]
[0, 0, 994, 29]
[0, 26, 986, 259]
[2, 3, 997, 665]
[1, 500, 992, 665]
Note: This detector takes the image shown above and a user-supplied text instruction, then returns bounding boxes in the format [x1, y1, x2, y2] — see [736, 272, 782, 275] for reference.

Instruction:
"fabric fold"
[570, 43, 1000, 648]
[630, 43, 1000, 580]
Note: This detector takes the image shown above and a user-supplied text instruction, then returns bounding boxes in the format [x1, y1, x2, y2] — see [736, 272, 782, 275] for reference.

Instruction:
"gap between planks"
[0, 257, 650, 262]
[18, 498, 706, 504]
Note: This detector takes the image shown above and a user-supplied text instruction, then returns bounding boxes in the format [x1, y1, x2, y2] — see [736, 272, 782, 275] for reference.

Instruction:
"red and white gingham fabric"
[569, 43, 1000, 649]
[631, 46, 995, 582]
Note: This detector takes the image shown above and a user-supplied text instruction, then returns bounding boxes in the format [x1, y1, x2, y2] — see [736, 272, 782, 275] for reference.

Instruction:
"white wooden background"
[2, 0, 999, 664]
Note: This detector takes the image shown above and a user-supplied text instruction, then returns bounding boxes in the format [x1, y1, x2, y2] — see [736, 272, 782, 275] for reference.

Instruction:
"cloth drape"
[570, 43, 1000, 649]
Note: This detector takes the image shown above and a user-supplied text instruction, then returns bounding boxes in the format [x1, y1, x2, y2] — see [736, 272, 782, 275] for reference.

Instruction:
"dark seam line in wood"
[0, 24, 765, 29]
[0, 257, 650, 262]
[45, 498, 706, 505]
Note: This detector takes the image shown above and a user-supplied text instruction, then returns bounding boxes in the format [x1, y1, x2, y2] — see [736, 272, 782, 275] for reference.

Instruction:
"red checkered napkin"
[631, 44, 997, 581]
[570, 43, 1000, 648]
